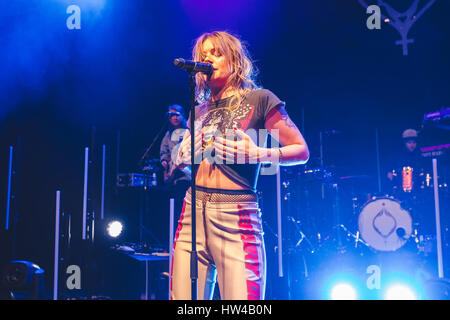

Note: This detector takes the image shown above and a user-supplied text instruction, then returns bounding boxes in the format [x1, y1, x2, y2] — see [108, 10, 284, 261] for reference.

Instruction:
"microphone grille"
[173, 58, 185, 67]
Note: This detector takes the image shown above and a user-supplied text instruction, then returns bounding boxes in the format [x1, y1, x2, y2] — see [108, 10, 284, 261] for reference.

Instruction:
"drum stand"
[338, 224, 369, 249]
[288, 216, 316, 253]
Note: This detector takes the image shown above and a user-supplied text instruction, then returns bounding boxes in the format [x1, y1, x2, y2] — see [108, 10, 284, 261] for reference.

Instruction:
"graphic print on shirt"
[196, 100, 255, 147]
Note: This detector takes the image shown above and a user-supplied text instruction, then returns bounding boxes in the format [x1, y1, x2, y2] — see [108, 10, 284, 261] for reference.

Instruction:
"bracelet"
[278, 148, 283, 163]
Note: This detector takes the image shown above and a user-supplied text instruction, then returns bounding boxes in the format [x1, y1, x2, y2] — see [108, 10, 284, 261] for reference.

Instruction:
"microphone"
[174, 58, 213, 76]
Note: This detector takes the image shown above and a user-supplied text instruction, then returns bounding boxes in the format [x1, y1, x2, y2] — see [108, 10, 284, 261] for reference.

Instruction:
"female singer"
[171, 31, 309, 300]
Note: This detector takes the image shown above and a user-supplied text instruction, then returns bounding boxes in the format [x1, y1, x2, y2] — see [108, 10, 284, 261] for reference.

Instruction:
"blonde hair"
[192, 31, 259, 104]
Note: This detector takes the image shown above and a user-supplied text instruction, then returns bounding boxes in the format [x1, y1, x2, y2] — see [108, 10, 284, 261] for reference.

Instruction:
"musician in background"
[387, 128, 425, 183]
[160, 104, 191, 216]
[386, 128, 434, 233]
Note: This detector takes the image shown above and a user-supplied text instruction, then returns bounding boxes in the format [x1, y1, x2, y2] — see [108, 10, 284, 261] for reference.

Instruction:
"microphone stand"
[138, 121, 168, 168]
[175, 59, 212, 300]
[188, 73, 198, 300]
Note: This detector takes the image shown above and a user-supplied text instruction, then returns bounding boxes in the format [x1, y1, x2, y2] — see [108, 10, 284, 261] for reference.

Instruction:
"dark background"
[0, 0, 449, 299]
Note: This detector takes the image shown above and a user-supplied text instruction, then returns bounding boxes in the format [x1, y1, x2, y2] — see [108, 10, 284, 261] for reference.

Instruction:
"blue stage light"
[323, 273, 362, 300]
[382, 273, 424, 300]
[384, 284, 418, 300]
[330, 283, 358, 300]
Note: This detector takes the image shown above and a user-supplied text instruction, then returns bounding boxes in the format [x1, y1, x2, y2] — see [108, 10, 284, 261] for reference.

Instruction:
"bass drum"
[358, 197, 413, 252]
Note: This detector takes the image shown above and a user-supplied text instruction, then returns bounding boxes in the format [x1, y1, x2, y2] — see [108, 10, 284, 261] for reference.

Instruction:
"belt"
[187, 186, 257, 203]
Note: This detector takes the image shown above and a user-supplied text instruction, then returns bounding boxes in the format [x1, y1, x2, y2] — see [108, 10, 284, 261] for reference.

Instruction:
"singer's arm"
[212, 106, 309, 166]
[263, 106, 309, 166]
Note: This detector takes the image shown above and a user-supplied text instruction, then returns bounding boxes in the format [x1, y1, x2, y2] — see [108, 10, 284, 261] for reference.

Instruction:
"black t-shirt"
[389, 148, 428, 172]
[188, 89, 285, 191]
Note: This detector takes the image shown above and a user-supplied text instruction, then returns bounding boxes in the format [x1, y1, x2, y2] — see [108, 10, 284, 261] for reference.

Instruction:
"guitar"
[164, 159, 191, 185]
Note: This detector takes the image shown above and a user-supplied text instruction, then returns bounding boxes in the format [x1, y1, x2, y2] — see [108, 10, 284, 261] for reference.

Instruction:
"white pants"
[170, 187, 266, 300]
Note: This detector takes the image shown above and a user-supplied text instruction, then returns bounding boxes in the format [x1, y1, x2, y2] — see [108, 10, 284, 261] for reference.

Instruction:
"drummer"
[387, 129, 425, 191]
[386, 128, 435, 233]
[387, 128, 426, 186]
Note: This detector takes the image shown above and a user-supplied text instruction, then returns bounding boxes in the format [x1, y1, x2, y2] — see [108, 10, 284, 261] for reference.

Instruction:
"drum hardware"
[338, 224, 369, 249]
[425, 172, 431, 188]
[281, 166, 379, 254]
[415, 234, 435, 256]
[287, 216, 316, 254]
[303, 167, 333, 181]
[352, 196, 359, 216]
[419, 171, 448, 190]
[401, 166, 414, 192]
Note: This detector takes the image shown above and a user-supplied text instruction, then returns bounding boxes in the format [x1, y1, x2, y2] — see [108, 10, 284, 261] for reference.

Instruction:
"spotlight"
[382, 272, 424, 300]
[1, 261, 45, 300]
[385, 284, 418, 300]
[330, 283, 358, 300]
[323, 272, 362, 300]
[106, 220, 123, 238]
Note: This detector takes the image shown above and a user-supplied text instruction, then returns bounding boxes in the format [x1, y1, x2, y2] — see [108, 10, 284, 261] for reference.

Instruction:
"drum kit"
[271, 114, 450, 298]
[279, 160, 449, 267]
[273, 157, 450, 300]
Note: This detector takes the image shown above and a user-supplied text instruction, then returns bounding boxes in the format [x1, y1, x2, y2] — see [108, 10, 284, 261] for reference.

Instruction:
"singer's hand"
[213, 128, 269, 164]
